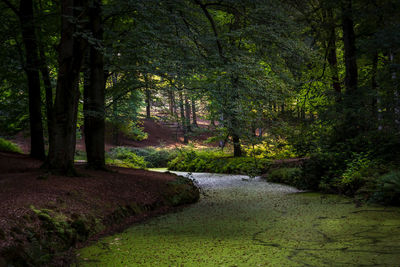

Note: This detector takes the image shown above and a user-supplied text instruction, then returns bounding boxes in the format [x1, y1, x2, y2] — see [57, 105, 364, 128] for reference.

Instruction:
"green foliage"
[107, 147, 147, 169]
[266, 168, 302, 187]
[0, 138, 22, 153]
[334, 153, 376, 195]
[167, 148, 271, 176]
[243, 138, 297, 160]
[373, 171, 400, 205]
[128, 147, 178, 168]
[106, 147, 178, 168]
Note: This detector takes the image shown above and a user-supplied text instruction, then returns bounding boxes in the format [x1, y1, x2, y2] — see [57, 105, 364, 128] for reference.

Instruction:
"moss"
[163, 176, 200, 206]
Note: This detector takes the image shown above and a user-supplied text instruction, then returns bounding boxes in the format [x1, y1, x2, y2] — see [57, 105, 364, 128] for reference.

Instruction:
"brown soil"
[14, 119, 216, 154]
[0, 151, 190, 266]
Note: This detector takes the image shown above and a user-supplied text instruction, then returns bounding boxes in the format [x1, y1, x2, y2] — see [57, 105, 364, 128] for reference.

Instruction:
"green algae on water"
[76, 174, 400, 267]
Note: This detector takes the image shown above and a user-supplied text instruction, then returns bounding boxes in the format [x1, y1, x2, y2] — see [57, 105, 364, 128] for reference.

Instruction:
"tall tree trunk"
[38, 43, 54, 146]
[191, 97, 198, 127]
[179, 90, 188, 144]
[19, 0, 45, 160]
[184, 93, 191, 132]
[84, 0, 105, 170]
[342, 0, 358, 94]
[168, 90, 175, 116]
[145, 87, 151, 119]
[48, 0, 88, 174]
[111, 73, 119, 145]
[326, 8, 342, 101]
[232, 134, 242, 157]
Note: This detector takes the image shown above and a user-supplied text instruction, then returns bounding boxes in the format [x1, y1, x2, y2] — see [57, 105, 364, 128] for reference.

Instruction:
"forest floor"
[11, 118, 216, 154]
[0, 151, 199, 266]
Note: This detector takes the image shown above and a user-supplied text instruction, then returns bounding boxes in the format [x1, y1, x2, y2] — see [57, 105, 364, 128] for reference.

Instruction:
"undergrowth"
[0, 137, 22, 153]
[167, 148, 271, 176]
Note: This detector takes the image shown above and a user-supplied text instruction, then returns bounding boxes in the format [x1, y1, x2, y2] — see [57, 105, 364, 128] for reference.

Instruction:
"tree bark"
[185, 93, 191, 132]
[191, 97, 198, 127]
[168, 90, 175, 116]
[326, 7, 342, 100]
[145, 87, 151, 119]
[179, 90, 188, 144]
[84, 0, 105, 169]
[48, 0, 88, 174]
[341, 0, 358, 94]
[232, 134, 242, 157]
[19, 0, 45, 160]
[38, 42, 54, 146]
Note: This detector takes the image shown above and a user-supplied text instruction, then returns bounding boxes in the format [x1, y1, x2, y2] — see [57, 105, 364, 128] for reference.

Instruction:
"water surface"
[77, 172, 400, 266]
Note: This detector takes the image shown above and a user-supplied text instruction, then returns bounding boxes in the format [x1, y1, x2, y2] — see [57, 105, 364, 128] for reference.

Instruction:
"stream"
[76, 172, 400, 266]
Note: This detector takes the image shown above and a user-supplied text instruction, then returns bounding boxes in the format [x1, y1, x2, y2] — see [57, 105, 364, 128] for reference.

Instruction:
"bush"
[0, 138, 22, 153]
[372, 171, 400, 205]
[167, 148, 271, 176]
[107, 147, 178, 168]
[243, 138, 297, 160]
[266, 167, 302, 187]
[127, 147, 178, 168]
[300, 152, 346, 191]
[107, 147, 147, 168]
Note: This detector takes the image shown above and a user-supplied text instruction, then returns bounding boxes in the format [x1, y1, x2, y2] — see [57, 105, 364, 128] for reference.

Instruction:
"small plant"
[372, 171, 400, 205]
[107, 147, 147, 168]
[167, 148, 271, 176]
[0, 137, 22, 153]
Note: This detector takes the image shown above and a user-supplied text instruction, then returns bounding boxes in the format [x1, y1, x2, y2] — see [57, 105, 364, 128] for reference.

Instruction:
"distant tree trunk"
[326, 7, 342, 101]
[47, 0, 88, 174]
[371, 52, 381, 125]
[191, 97, 198, 127]
[185, 93, 191, 132]
[341, 0, 359, 135]
[111, 73, 119, 145]
[342, 0, 358, 94]
[390, 51, 400, 128]
[168, 90, 175, 116]
[179, 90, 188, 144]
[84, 0, 105, 170]
[38, 43, 54, 145]
[19, 0, 45, 160]
[145, 89, 151, 119]
[232, 134, 242, 157]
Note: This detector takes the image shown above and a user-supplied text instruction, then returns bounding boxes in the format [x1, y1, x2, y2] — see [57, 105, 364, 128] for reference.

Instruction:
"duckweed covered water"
[76, 172, 400, 266]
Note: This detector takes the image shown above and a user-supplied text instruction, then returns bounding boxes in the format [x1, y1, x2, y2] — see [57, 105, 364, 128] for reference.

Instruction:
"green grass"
[0, 137, 22, 153]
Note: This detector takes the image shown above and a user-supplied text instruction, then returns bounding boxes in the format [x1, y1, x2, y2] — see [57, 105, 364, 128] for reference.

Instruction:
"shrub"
[301, 151, 346, 191]
[0, 138, 22, 153]
[167, 148, 271, 176]
[372, 171, 400, 205]
[107, 147, 147, 168]
[334, 153, 378, 195]
[107, 147, 178, 168]
[243, 138, 297, 160]
[266, 168, 302, 187]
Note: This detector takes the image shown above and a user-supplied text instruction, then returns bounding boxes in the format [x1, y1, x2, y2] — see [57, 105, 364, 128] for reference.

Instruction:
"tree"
[84, 0, 106, 170]
[1, 0, 45, 160]
[47, 0, 89, 174]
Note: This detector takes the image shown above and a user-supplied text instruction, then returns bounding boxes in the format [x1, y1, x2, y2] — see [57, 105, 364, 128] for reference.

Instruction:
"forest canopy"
[0, 0, 399, 196]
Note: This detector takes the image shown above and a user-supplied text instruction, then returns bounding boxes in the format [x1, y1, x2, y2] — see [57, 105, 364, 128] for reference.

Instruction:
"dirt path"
[76, 172, 400, 266]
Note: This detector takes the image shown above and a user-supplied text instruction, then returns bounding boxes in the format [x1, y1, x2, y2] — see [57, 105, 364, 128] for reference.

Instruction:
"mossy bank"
[0, 166, 199, 267]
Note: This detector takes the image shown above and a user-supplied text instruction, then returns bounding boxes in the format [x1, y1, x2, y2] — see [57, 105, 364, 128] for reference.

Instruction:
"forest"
[0, 0, 400, 266]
